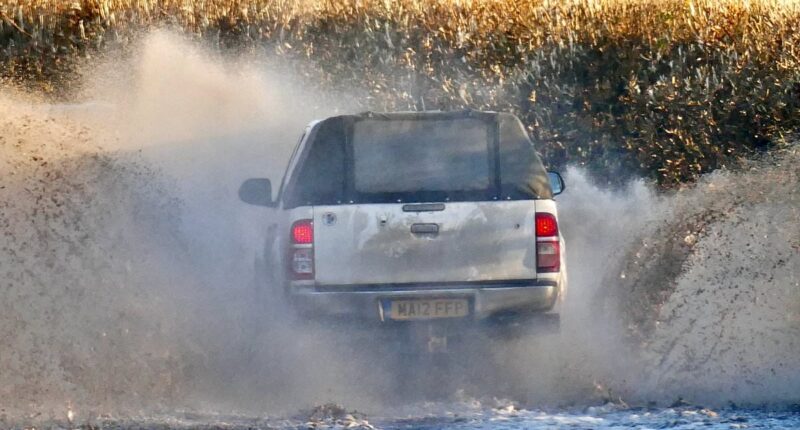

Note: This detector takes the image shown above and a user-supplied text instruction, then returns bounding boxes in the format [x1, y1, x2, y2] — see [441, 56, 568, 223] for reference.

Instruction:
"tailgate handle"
[403, 203, 445, 212]
[411, 223, 439, 235]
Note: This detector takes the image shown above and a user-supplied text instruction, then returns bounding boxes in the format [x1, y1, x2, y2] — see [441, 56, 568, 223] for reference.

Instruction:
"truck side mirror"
[239, 178, 276, 207]
[548, 171, 565, 196]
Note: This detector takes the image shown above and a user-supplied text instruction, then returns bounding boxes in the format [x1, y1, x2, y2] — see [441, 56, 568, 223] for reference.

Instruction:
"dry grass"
[2, 0, 800, 185]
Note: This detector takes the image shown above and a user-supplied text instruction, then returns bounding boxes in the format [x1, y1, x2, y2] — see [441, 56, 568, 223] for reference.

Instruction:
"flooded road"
[1, 33, 798, 428]
[19, 404, 799, 430]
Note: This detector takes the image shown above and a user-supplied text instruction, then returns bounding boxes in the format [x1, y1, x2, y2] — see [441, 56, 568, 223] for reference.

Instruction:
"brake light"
[536, 212, 560, 272]
[535, 213, 558, 237]
[289, 219, 314, 280]
[292, 220, 314, 244]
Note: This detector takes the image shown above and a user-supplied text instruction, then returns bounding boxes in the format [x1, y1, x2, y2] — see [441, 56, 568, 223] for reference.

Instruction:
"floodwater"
[0, 31, 798, 428]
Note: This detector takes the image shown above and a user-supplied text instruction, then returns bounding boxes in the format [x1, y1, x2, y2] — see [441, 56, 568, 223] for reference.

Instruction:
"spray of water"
[0, 31, 798, 423]
[0, 31, 373, 419]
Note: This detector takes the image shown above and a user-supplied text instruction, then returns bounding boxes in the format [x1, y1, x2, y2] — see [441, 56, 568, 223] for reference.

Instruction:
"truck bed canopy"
[283, 110, 552, 208]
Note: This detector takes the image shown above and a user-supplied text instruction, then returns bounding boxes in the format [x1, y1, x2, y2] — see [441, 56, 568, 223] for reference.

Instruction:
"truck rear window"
[283, 112, 552, 208]
[352, 118, 491, 194]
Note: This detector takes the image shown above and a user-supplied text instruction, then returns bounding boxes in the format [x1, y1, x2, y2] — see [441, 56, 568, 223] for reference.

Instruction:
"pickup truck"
[239, 110, 566, 333]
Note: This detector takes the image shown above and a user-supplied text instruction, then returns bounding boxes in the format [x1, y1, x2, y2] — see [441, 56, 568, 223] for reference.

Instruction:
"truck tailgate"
[313, 201, 538, 286]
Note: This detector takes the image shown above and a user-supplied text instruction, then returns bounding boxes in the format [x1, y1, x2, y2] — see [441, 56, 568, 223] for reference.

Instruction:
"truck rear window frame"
[281, 112, 551, 209]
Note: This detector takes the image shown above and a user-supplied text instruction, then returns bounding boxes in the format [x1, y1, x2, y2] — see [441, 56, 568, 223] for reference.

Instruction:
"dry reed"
[2, 0, 799, 185]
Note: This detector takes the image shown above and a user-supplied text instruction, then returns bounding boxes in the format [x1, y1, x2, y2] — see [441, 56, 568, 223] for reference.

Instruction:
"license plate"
[387, 298, 469, 320]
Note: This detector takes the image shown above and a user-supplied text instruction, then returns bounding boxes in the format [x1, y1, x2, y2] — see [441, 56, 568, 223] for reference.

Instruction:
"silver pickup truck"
[240, 110, 566, 329]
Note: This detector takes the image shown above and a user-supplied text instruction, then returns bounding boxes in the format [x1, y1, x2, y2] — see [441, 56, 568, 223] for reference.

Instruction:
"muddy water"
[0, 31, 798, 426]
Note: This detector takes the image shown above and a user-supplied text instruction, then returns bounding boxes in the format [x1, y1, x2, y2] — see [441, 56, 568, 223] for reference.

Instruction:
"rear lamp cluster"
[289, 219, 314, 280]
[535, 213, 560, 273]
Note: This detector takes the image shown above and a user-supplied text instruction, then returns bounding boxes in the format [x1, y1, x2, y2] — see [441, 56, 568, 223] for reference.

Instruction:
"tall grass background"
[2, 0, 800, 185]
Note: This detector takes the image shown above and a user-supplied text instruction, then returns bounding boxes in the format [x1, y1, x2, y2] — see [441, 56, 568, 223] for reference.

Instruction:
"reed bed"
[3, 0, 800, 185]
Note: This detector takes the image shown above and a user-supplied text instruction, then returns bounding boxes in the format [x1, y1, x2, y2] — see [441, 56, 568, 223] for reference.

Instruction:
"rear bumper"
[288, 281, 559, 321]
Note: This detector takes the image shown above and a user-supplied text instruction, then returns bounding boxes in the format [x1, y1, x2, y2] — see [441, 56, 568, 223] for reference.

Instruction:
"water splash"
[0, 31, 798, 424]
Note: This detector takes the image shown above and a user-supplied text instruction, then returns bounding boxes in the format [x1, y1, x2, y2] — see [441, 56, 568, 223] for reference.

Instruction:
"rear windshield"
[353, 118, 491, 194]
[282, 112, 552, 208]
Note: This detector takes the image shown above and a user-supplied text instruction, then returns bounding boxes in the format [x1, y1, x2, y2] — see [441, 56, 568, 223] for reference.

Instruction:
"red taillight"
[291, 220, 314, 244]
[535, 213, 559, 237]
[289, 219, 314, 280]
[536, 212, 560, 272]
